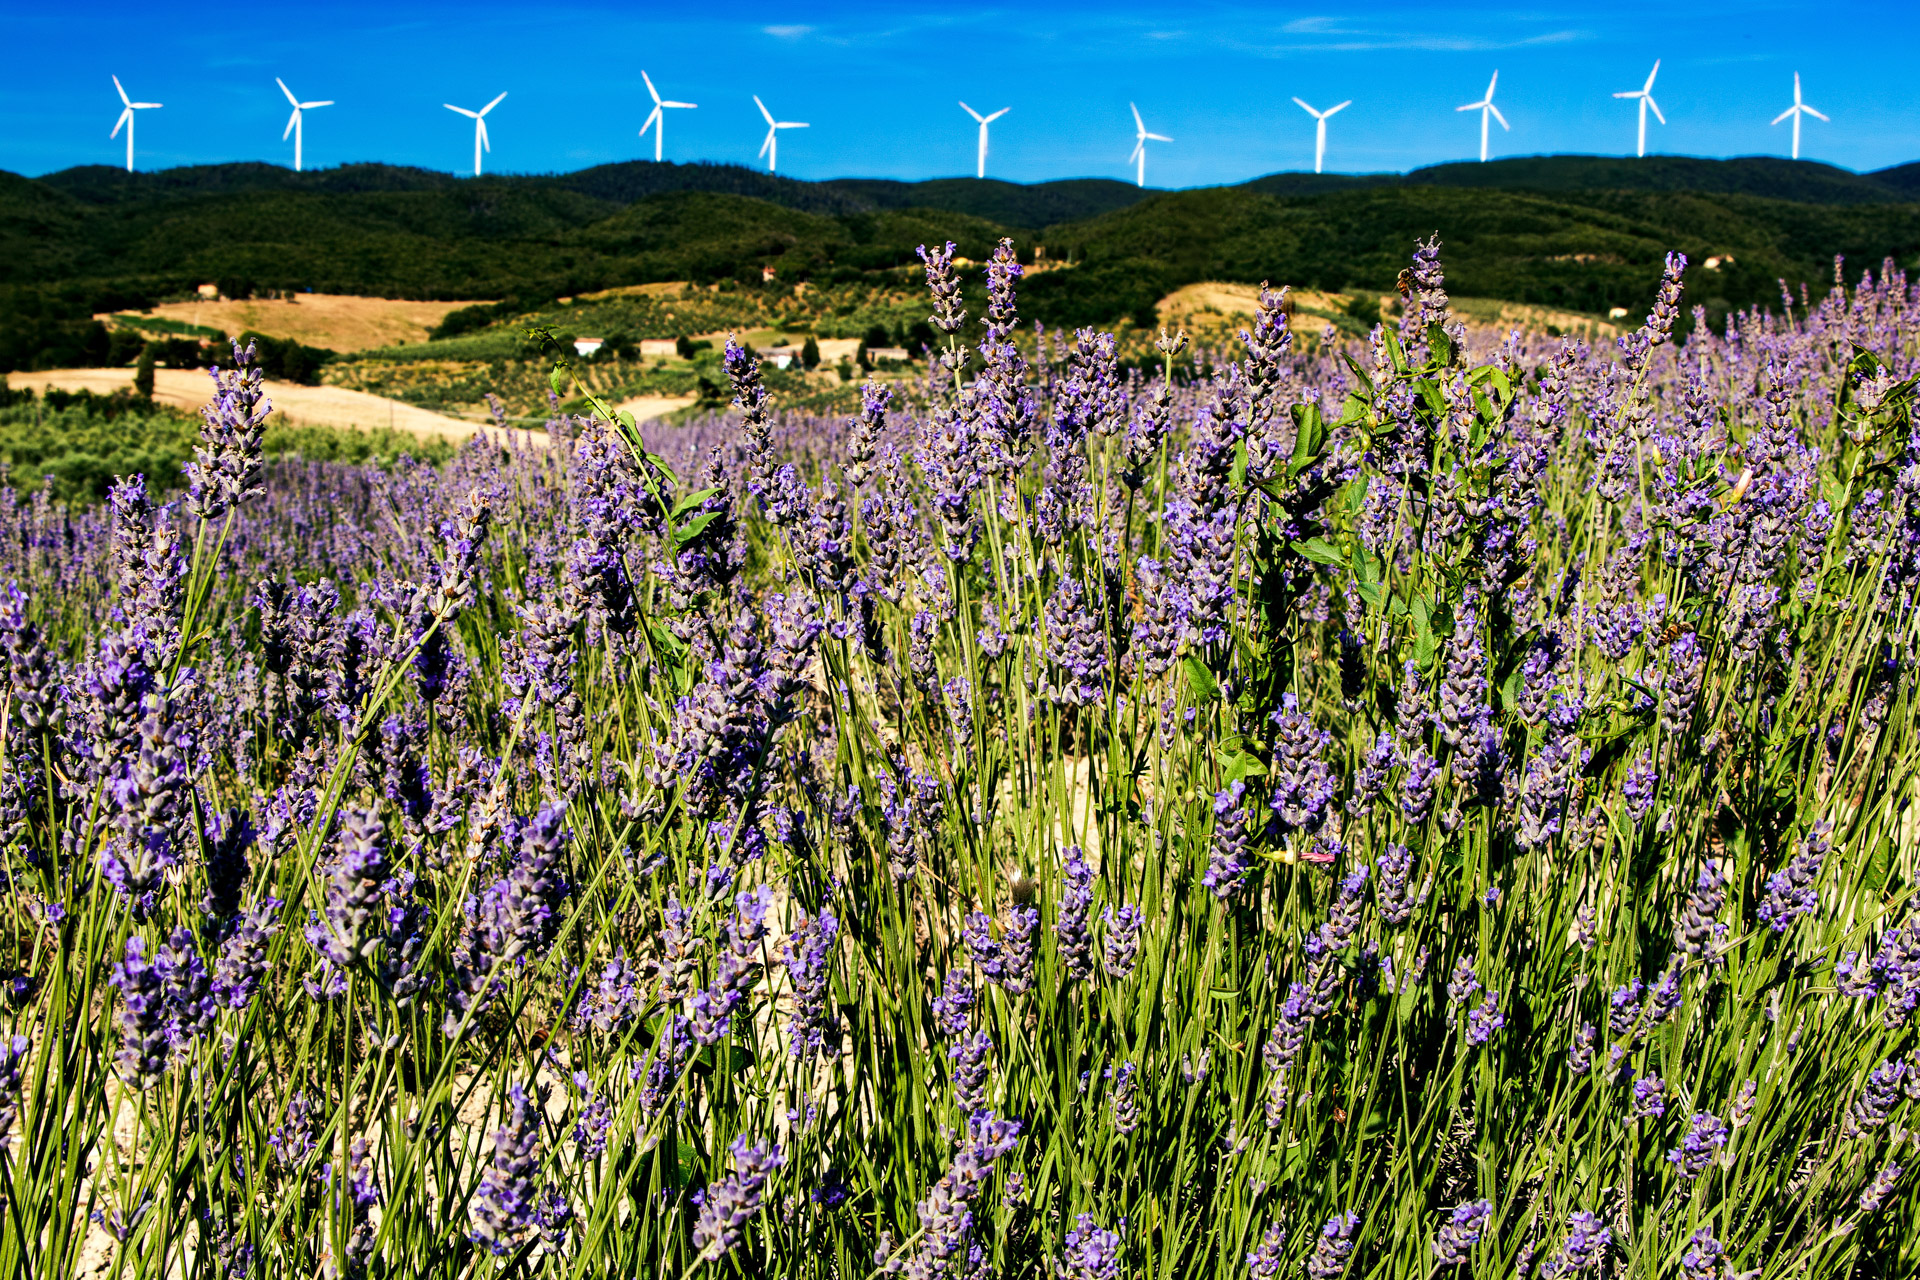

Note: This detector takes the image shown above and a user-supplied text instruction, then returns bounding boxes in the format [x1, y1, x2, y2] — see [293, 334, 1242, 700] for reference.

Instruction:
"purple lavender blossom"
[1107, 1061, 1140, 1134]
[1374, 844, 1417, 925]
[1246, 1223, 1287, 1280]
[1268, 694, 1335, 834]
[1466, 990, 1505, 1045]
[1059, 1212, 1124, 1280]
[1205, 781, 1257, 901]
[469, 1082, 566, 1255]
[1631, 1075, 1667, 1120]
[950, 1031, 993, 1113]
[1306, 1212, 1359, 1279]
[1667, 1112, 1730, 1178]
[931, 969, 974, 1038]
[1102, 904, 1142, 980]
[1676, 864, 1728, 959]
[1858, 1163, 1904, 1214]
[0, 1035, 28, 1143]
[692, 1135, 784, 1262]
[1680, 1228, 1726, 1280]
[1400, 747, 1441, 825]
[1756, 825, 1829, 933]
[1056, 847, 1097, 981]
[783, 907, 840, 1063]
[185, 340, 271, 521]
[1552, 1211, 1610, 1273]
[110, 936, 172, 1089]
[1569, 1023, 1597, 1075]
[1621, 752, 1658, 821]
[1432, 1199, 1492, 1266]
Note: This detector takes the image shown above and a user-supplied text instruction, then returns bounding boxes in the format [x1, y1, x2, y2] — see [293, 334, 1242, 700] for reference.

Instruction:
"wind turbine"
[1770, 73, 1827, 161]
[1612, 61, 1665, 158]
[1127, 102, 1171, 188]
[959, 102, 1009, 180]
[444, 92, 507, 177]
[638, 71, 696, 162]
[1455, 72, 1508, 163]
[276, 78, 333, 172]
[109, 76, 162, 173]
[753, 96, 808, 173]
[1292, 97, 1351, 175]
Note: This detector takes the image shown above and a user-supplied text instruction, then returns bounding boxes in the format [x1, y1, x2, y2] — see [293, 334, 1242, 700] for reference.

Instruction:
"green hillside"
[4, 154, 1919, 372]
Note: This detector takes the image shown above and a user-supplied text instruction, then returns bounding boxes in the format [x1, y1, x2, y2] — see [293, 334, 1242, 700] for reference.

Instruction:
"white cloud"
[764, 24, 813, 39]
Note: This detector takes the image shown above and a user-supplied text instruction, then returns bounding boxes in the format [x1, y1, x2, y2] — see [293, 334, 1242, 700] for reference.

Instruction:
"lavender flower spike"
[1432, 1199, 1492, 1266]
[693, 1135, 785, 1262]
[1307, 1212, 1359, 1279]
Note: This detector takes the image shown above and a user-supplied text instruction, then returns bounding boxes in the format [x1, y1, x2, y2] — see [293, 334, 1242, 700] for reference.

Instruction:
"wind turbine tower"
[754, 96, 809, 173]
[1612, 61, 1665, 158]
[276, 78, 334, 172]
[109, 76, 162, 173]
[1456, 72, 1508, 163]
[639, 71, 696, 162]
[1127, 103, 1171, 188]
[1771, 73, 1827, 161]
[960, 102, 1010, 180]
[1292, 97, 1351, 175]
[444, 92, 507, 177]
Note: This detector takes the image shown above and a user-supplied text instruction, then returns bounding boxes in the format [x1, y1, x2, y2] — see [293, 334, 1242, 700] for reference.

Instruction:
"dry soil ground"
[100, 294, 493, 353]
[9, 368, 507, 444]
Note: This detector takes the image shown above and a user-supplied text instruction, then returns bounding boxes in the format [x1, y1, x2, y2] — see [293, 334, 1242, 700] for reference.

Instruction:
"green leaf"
[1222, 751, 1268, 782]
[1288, 402, 1326, 476]
[1499, 668, 1521, 711]
[1183, 655, 1220, 703]
[1289, 537, 1344, 566]
[1355, 578, 1386, 609]
[673, 510, 720, 546]
[670, 486, 721, 520]
[548, 366, 569, 395]
[615, 409, 638, 432]
[1426, 321, 1453, 367]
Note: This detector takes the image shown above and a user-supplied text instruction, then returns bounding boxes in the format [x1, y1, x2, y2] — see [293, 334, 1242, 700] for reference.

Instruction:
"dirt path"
[610, 393, 698, 423]
[8, 368, 534, 446]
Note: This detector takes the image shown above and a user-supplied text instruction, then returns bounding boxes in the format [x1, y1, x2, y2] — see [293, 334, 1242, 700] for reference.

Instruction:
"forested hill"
[4, 153, 1918, 369]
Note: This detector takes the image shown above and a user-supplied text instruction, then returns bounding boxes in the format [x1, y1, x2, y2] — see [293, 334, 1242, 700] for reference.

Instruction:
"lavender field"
[3, 237, 1918, 1278]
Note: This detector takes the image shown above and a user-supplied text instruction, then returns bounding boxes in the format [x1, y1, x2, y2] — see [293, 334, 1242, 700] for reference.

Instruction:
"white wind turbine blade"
[113, 75, 131, 107]
[663, 100, 696, 109]
[283, 108, 300, 140]
[1325, 101, 1351, 117]
[1456, 99, 1482, 113]
[479, 91, 507, 117]
[278, 77, 300, 108]
[112, 106, 132, 138]
[303, 100, 333, 110]
[479, 119, 491, 152]
[1293, 96, 1319, 118]
[985, 108, 1009, 124]
[445, 104, 479, 118]
[1645, 95, 1666, 126]
[1643, 60, 1660, 94]
[643, 70, 663, 106]
[1803, 105, 1829, 123]
[1792, 72, 1803, 106]
[1486, 70, 1499, 100]
[754, 95, 776, 126]
[1488, 103, 1509, 130]
[961, 101, 985, 123]
[1771, 105, 1796, 126]
[1131, 101, 1145, 134]
[1145, 131, 1171, 142]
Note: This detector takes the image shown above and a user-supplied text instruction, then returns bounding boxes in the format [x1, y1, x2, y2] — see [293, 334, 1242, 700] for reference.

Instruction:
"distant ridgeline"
[3, 154, 1918, 370]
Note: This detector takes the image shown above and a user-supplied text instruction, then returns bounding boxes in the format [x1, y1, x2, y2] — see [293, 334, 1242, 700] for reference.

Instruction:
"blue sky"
[3, 1, 1915, 185]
